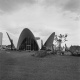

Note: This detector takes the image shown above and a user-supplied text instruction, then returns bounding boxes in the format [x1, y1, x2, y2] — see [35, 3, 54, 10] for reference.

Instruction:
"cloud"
[0, 4, 79, 36]
[0, 0, 80, 14]
[0, 0, 80, 47]
[44, 0, 80, 13]
[0, 0, 36, 13]
[64, 0, 80, 13]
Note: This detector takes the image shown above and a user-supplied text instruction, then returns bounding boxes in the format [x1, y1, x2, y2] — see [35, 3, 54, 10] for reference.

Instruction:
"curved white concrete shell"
[41, 32, 55, 50]
[17, 28, 39, 51]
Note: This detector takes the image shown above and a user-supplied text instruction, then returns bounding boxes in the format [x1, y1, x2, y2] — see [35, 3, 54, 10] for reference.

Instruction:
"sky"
[0, 0, 80, 48]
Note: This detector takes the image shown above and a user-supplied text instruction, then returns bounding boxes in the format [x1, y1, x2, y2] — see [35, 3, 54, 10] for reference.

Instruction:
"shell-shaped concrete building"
[41, 32, 55, 50]
[17, 28, 39, 51]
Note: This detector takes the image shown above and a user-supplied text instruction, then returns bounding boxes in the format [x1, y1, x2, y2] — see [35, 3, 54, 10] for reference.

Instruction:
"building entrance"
[19, 37, 38, 51]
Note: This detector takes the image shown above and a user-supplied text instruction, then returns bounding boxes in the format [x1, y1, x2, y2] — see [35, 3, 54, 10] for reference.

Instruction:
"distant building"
[17, 28, 39, 51]
[41, 39, 43, 48]
[2, 45, 6, 49]
[0, 32, 3, 48]
[70, 45, 80, 55]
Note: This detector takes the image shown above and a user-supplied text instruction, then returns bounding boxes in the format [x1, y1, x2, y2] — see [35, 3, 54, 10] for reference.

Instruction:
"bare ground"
[0, 51, 80, 80]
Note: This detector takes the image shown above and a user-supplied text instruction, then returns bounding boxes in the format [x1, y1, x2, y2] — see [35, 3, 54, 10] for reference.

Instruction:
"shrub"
[34, 50, 47, 57]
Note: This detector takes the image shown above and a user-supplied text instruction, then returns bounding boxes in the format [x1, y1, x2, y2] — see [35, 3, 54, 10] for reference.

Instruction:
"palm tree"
[54, 34, 68, 51]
